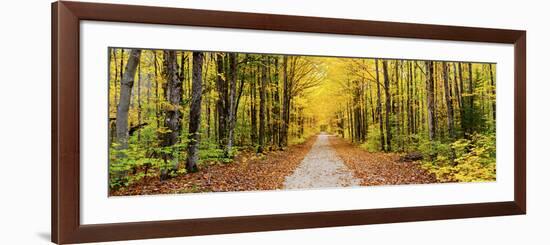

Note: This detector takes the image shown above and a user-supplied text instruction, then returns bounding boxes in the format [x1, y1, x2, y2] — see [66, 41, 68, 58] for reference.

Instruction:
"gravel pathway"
[283, 134, 361, 189]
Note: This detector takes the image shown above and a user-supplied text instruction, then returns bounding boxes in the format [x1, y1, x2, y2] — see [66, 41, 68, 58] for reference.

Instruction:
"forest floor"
[111, 136, 317, 196]
[283, 134, 360, 189]
[111, 133, 438, 196]
[329, 136, 438, 186]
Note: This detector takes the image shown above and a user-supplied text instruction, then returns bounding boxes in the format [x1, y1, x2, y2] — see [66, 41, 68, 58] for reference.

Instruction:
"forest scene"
[108, 48, 496, 196]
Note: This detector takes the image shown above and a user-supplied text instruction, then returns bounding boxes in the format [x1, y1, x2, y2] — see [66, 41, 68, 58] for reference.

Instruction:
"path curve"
[283, 133, 361, 189]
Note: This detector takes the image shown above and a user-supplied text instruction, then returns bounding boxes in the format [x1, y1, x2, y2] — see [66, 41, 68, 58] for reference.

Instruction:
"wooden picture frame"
[51, 1, 526, 244]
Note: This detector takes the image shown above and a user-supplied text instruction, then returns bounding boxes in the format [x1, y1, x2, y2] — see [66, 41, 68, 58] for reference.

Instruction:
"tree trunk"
[117, 49, 125, 107]
[112, 49, 119, 108]
[347, 101, 353, 140]
[203, 55, 211, 140]
[272, 57, 281, 147]
[395, 61, 402, 149]
[137, 59, 142, 141]
[215, 53, 227, 147]
[463, 62, 475, 136]
[407, 61, 414, 135]
[159, 50, 183, 180]
[367, 76, 375, 123]
[468, 63, 474, 107]
[489, 63, 496, 122]
[186, 52, 204, 172]
[362, 79, 369, 142]
[258, 56, 267, 152]
[161, 51, 181, 147]
[153, 51, 161, 130]
[250, 68, 257, 144]
[411, 62, 417, 134]
[224, 53, 237, 157]
[375, 59, 385, 151]
[453, 63, 463, 110]
[234, 58, 246, 120]
[399, 62, 405, 148]
[382, 60, 392, 151]
[280, 56, 290, 148]
[442, 62, 455, 139]
[425, 61, 436, 141]
[109, 49, 117, 145]
[115, 49, 141, 150]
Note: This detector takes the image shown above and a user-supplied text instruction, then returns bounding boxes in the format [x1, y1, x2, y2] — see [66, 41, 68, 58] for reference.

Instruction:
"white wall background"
[0, 0, 546, 244]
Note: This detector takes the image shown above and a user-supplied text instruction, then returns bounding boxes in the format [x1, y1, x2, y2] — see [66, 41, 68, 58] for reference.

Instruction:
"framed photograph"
[52, 1, 526, 244]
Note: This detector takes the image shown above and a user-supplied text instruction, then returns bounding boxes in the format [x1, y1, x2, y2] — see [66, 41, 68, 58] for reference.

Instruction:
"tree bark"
[215, 53, 227, 147]
[250, 67, 257, 144]
[112, 49, 119, 108]
[161, 51, 181, 147]
[117, 49, 125, 107]
[258, 56, 268, 152]
[115, 49, 141, 150]
[362, 78, 369, 142]
[489, 64, 496, 122]
[382, 60, 392, 151]
[186, 52, 204, 172]
[137, 58, 142, 141]
[453, 63, 463, 110]
[280, 56, 290, 148]
[395, 61, 402, 148]
[224, 53, 237, 157]
[468, 63, 474, 108]
[153, 51, 161, 130]
[159, 50, 183, 180]
[425, 61, 436, 141]
[375, 59, 385, 151]
[407, 61, 414, 135]
[272, 57, 281, 147]
[442, 62, 455, 139]
[463, 62, 475, 136]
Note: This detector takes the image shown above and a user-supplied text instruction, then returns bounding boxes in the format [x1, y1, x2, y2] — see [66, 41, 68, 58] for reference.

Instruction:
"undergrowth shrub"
[420, 133, 496, 182]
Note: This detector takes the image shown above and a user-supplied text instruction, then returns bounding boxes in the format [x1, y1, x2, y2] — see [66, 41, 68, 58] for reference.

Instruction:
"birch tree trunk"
[442, 62, 455, 139]
[115, 49, 141, 150]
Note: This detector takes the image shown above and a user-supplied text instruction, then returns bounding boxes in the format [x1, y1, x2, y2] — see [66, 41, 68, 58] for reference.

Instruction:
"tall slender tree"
[224, 53, 238, 157]
[375, 59, 385, 151]
[159, 50, 182, 180]
[272, 57, 281, 146]
[442, 62, 455, 139]
[258, 56, 268, 152]
[489, 64, 496, 122]
[186, 52, 204, 172]
[382, 60, 392, 151]
[215, 53, 227, 146]
[115, 49, 141, 150]
[280, 56, 289, 148]
[112, 49, 141, 182]
[425, 61, 436, 141]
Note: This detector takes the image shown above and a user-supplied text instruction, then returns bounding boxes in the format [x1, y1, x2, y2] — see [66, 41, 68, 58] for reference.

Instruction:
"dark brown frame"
[52, 1, 526, 244]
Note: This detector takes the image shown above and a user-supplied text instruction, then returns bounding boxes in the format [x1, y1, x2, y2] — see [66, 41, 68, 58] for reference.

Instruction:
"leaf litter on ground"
[329, 136, 438, 186]
[111, 136, 316, 196]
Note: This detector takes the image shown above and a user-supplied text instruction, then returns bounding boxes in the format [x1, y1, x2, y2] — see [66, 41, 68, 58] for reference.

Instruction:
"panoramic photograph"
[108, 48, 496, 196]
